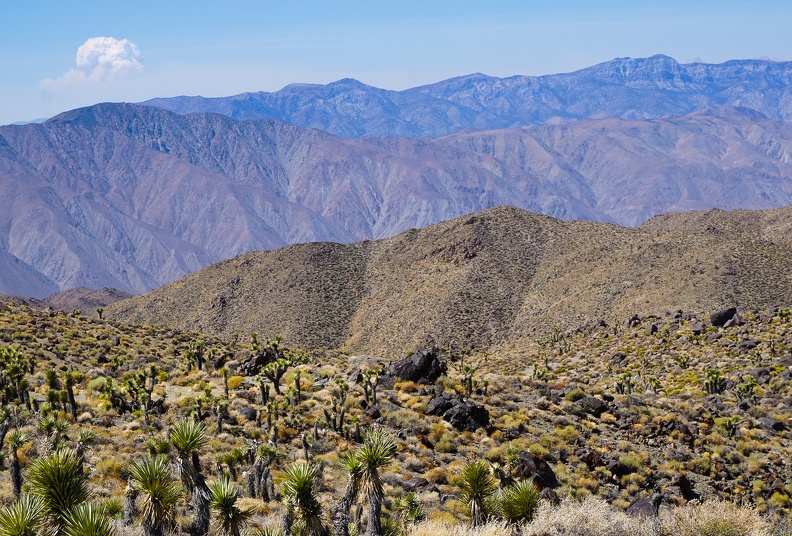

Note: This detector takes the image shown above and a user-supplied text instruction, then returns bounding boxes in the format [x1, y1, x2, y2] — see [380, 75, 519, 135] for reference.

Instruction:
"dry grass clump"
[409, 520, 511, 536]
[663, 500, 768, 536]
[521, 497, 654, 536]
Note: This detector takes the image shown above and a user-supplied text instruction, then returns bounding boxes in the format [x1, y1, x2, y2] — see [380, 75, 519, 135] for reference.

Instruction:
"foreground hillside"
[108, 205, 792, 356]
[1, 298, 792, 535]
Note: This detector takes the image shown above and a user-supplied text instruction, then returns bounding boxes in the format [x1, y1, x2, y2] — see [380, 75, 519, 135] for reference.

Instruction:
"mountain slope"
[107, 205, 792, 356]
[2, 103, 792, 296]
[144, 55, 792, 138]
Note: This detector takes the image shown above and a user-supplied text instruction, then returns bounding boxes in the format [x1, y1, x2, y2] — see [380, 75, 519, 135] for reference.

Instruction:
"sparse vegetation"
[0, 300, 791, 535]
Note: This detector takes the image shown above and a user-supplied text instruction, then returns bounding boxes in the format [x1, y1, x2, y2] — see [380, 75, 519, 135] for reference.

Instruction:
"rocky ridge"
[107, 205, 792, 356]
[145, 55, 792, 138]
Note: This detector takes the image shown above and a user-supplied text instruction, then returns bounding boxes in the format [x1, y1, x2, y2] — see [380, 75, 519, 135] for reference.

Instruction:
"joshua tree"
[0, 494, 45, 536]
[356, 429, 396, 536]
[6, 431, 27, 499]
[170, 419, 211, 536]
[331, 452, 362, 536]
[27, 449, 91, 535]
[129, 455, 183, 536]
[281, 462, 325, 536]
[63, 370, 80, 420]
[209, 476, 252, 536]
[458, 459, 497, 527]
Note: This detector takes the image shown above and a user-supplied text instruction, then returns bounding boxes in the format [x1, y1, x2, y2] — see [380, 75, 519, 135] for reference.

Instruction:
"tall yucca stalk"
[27, 449, 91, 536]
[458, 459, 497, 527]
[0, 495, 45, 536]
[356, 429, 396, 536]
[6, 430, 27, 500]
[129, 455, 182, 536]
[170, 419, 210, 536]
[281, 463, 325, 536]
[208, 476, 252, 536]
[332, 452, 362, 536]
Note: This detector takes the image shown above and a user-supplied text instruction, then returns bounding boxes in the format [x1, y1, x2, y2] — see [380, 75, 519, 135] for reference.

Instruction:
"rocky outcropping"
[387, 349, 447, 384]
[426, 394, 490, 432]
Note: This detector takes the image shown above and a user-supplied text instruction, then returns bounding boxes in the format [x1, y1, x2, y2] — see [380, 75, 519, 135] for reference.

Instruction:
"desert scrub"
[663, 500, 767, 536]
[523, 497, 653, 536]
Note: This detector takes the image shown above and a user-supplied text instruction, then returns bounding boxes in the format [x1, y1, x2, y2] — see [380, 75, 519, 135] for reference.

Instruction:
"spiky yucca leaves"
[169, 419, 211, 536]
[169, 419, 208, 460]
[208, 476, 252, 536]
[61, 503, 115, 536]
[281, 463, 325, 536]
[356, 429, 396, 536]
[6, 430, 27, 499]
[332, 453, 363, 536]
[129, 456, 182, 536]
[27, 449, 91, 535]
[458, 460, 497, 527]
[496, 481, 539, 526]
[0, 495, 45, 536]
[391, 493, 425, 536]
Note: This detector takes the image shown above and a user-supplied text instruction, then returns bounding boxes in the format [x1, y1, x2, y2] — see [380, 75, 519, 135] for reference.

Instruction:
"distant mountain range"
[1, 55, 791, 299]
[144, 55, 792, 138]
[107, 205, 792, 355]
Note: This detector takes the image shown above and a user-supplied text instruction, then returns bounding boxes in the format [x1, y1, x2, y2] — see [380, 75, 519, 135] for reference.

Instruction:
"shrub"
[663, 500, 767, 536]
[524, 497, 652, 536]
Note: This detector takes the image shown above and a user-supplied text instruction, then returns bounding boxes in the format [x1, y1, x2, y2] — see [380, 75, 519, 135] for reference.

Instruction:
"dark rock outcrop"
[426, 394, 489, 431]
[388, 349, 447, 384]
[710, 307, 737, 327]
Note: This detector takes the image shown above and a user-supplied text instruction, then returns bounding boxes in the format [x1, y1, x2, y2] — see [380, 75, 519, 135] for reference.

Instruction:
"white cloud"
[41, 37, 144, 93]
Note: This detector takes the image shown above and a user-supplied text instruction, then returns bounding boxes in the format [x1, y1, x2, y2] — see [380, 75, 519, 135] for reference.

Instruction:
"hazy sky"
[1, 0, 790, 125]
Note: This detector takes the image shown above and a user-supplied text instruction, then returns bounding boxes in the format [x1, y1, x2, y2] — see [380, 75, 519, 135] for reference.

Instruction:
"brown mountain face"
[106, 205, 792, 357]
[2, 104, 792, 298]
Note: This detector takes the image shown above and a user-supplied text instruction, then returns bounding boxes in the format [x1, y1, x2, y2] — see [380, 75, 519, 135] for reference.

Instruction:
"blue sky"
[1, 0, 791, 125]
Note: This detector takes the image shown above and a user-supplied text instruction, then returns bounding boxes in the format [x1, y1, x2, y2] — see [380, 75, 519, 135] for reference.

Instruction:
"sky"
[1, 0, 791, 125]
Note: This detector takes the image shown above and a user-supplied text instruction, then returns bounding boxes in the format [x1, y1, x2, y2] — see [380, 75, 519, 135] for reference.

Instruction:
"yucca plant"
[169, 419, 210, 536]
[332, 452, 363, 536]
[129, 455, 182, 536]
[27, 449, 91, 535]
[281, 462, 325, 536]
[61, 503, 115, 536]
[458, 459, 497, 527]
[390, 493, 425, 536]
[496, 480, 539, 526]
[0, 495, 45, 536]
[356, 429, 396, 536]
[6, 430, 27, 499]
[209, 476, 252, 536]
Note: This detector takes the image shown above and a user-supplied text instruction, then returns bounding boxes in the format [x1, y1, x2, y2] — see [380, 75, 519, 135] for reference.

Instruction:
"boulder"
[626, 493, 669, 517]
[403, 477, 438, 493]
[760, 418, 785, 432]
[577, 396, 609, 417]
[237, 407, 257, 422]
[724, 314, 745, 328]
[710, 307, 737, 327]
[514, 452, 559, 489]
[426, 394, 489, 432]
[750, 368, 771, 385]
[388, 349, 447, 384]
